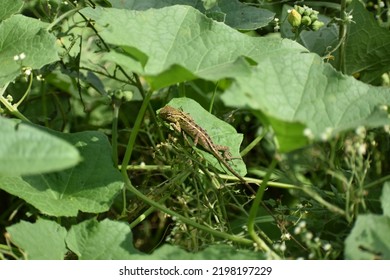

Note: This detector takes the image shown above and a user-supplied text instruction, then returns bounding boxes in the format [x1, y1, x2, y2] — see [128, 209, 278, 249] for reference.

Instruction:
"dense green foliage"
[0, 0, 390, 260]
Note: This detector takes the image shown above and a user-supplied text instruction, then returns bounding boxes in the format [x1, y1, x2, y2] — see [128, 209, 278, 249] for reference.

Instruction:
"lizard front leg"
[170, 121, 182, 133]
[193, 131, 200, 146]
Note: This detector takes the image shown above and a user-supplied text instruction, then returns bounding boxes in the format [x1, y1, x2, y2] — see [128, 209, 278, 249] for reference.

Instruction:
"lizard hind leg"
[214, 144, 234, 160]
[217, 145, 243, 163]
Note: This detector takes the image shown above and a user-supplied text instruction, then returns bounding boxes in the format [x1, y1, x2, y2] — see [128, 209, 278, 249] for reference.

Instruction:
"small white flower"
[355, 126, 366, 137]
[303, 128, 314, 140]
[323, 243, 332, 251]
[282, 233, 291, 240]
[6, 95, 13, 102]
[23, 67, 32, 76]
[320, 127, 333, 141]
[305, 232, 313, 240]
[358, 143, 367, 156]
[280, 242, 286, 252]
[298, 220, 306, 228]
[344, 139, 354, 154]
[294, 226, 301, 235]
[13, 55, 20, 61]
[19, 53, 26, 60]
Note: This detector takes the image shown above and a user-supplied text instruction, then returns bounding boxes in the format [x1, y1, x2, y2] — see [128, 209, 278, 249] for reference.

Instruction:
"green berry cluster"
[288, 5, 324, 32]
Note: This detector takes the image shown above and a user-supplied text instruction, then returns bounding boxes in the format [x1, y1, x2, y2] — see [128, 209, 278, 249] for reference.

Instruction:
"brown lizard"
[159, 105, 255, 193]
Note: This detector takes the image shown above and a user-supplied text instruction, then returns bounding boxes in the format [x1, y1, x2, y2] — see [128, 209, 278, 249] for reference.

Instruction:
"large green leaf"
[345, 184, 390, 259]
[0, 131, 123, 217]
[0, 0, 23, 21]
[109, 0, 274, 30]
[344, 0, 390, 84]
[222, 52, 390, 152]
[66, 218, 263, 260]
[0, 15, 59, 87]
[66, 219, 141, 260]
[7, 219, 67, 260]
[381, 182, 390, 218]
[8, 218, 264, 260]
[344, 214, 390, 259]
[0, 117, 81, 176]
[110, 0, 202, 9]
[214, 0, 274, 30]
[81, 5, 304, 89]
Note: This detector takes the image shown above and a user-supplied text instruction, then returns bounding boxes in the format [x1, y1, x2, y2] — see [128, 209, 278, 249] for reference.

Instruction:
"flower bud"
[303, 8, 312, 16]
[288, 9, 302, 27]
[310, 14, 318, 21]
[295, 5, 305, 15]
[302, 16, 312, 26]
[311, 20, 324, 31]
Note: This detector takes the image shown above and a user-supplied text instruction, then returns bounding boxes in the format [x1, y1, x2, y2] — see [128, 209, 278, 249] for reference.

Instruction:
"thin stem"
[0, 83, 30, 123]
[338, 0, 348, 72]
[364, 174, 390, 189]
[247, 156, 280, 259]
[125, 163, 302, 190]
[112, 101, 120, 167]
[301, 186, 346, 217]
[120, 90, 153, 178]
[46, 7, 82, 31]
[240, 128, 267, 157]
[15, 73, 33, 108]
[208, 82, 218, 113]
[129, 193, 172, 229]
[123, 176, 254, 246]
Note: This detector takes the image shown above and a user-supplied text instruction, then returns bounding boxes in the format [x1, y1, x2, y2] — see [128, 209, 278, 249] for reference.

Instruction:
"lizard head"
[158, 105, 180, 122]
